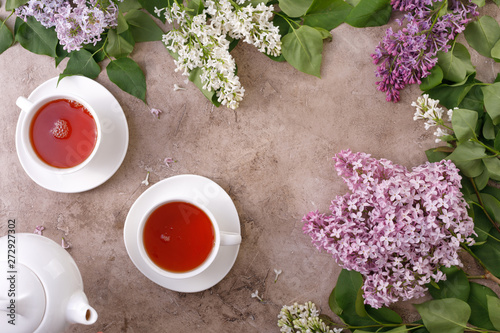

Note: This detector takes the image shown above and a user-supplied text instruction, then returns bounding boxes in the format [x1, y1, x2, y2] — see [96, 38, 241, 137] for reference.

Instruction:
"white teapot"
[0, 233, 97, 332]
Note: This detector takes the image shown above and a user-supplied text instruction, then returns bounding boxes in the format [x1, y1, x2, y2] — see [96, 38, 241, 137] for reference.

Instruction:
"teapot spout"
[66, 290, 98, 325]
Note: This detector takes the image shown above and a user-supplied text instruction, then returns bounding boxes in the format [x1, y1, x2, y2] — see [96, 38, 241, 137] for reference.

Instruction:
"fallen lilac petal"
[150, 108, 162, 118]
[34, 225, 45, 235]
[164, 158, 175, 167]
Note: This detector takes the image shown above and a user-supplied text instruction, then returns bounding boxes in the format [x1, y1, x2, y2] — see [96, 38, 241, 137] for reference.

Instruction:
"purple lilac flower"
[303, 150, 475, 308]
[16, 0, 122, 52]
[372, 0, 478, 102]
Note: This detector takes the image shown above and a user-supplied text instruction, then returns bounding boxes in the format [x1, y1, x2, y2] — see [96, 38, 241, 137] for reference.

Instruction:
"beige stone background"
[1, 3, 500, 333]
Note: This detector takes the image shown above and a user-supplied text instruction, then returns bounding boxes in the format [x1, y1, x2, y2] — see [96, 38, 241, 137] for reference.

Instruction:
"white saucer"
[15, 76, 129, 193]
[124, 174, 241, 292]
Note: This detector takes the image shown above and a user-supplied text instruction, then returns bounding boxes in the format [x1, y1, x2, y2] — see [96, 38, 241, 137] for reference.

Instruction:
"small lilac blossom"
[372, 0, 478, 102]
[34, 225, 45, 235]
[164, 158, 175, 167]
[61, 237, 70, 249]
[141, 172, 150, 186]
[150, 108, 162, 118]
[251, 290, 263, 301]
[173, 84, 185, 91]
[303, 150, 475, 308]
[16, 0, 123, 52]
[274, 268, 282, 283]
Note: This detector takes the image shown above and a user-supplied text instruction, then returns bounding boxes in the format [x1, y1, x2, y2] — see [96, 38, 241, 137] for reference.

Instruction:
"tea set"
[1, 76, 242, 332]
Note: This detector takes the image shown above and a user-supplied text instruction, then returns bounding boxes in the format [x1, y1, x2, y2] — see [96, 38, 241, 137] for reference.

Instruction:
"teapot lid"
[0, 263, 46, 333]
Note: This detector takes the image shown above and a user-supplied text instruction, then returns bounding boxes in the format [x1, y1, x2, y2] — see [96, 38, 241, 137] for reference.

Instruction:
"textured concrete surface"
[1, 4, 500, 333]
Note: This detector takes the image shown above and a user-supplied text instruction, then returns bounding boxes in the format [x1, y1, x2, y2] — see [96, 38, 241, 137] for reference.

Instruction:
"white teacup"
[16, 93, 101, 175]
[137, 198, 241, 279]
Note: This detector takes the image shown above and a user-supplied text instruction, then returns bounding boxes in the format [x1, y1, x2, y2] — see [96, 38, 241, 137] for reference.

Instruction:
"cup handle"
[16, 96, 33, 113]
[220, 232, 241, 246]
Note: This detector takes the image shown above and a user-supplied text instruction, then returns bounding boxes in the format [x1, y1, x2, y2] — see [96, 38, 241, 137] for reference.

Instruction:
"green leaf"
[118, 0, 143, 12]
[451, 108, 478, 143]
[116, 10, 129, 34]
[414, 299, 470, 333]
[344, 0, 391, 28]
[482, 82, 500, 125]
[137, 0, 172, 23]
[278, 0, 314, 17]
[303, 0, 353, 31]
[314, 27, 332, 40]
[472, 204, 493, 242]
[472, 238, 500, 277]
[483, 158, 500, 181]
[355, 287, 368, 317]
[420, 65, 443, 91]
[474, 167, 489, 191]
[106, 57, 146, 102]
[446, 141, 487, 178]
[491, 39, 500, 61]
[329, 287, 343, 316]
[59, 49, 100, 82]
[464, 16, 500, 58]
[483, 185, 500, 201]
[334, 269, 376, 327]
[106, 29, 135, 58]
[82, 39, 106, 63]
[427, 267, 470, 302]
[0, 19, 14, 55]
[186, 0, 204, 16]
[55, 43, 69, 67]
[125, 9, 164, 42]
[471, 0, 485, 6]
[467, 282, 498, 330]
[5, 0, 28, 10]
[365, 306, 403, 324]
[15, 16, 58, 57]
[425, 148, 449, 162]
[345, 0, 360, 5]
[425, 75, 475, 109]
[483, 115, 495, 140]
[354, 329, 408, 333]
[335, 269, 364, 311]
[282, 25, 323, 78]
[495, 130, 500, 151]
[486, 295, 500, 330]
[480, 192, 500, 224]
[437, 43, 474, 83]
[458, 84, 484, 115]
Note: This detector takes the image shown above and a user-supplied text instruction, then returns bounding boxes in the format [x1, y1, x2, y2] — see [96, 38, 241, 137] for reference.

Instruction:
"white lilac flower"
[160, 0, 281, 109]
[274, 269, 282, 283]
[412, 94, 453, 142]
[251, 290, 262, 301]
[278, 302, 340, 333]
[141, 172, 150, 186]
[173, 84, 185, 91]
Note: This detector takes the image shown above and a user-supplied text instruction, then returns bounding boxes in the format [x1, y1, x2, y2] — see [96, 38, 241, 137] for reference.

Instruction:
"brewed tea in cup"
[17, 93, 101, 174]
[138, 198, 241, 279]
